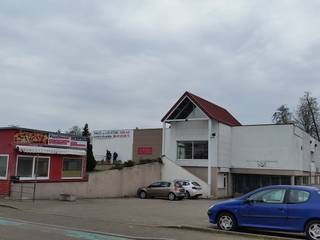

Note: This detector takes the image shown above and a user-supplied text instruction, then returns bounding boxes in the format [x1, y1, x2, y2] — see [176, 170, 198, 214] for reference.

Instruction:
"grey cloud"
[1, 0, 320, 131]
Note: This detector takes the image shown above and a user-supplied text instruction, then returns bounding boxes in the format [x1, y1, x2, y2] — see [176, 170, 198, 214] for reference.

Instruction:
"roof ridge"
[161, 91, 241, 126]
[187, 92, 230, 113]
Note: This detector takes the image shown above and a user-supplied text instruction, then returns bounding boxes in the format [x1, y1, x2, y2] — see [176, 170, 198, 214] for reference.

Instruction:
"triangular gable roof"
[161, 91, 241, 126]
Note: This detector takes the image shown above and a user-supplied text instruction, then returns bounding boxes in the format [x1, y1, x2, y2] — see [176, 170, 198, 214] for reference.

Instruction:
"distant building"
[92, 128, 162, 163]
[161, 91, 320, 198]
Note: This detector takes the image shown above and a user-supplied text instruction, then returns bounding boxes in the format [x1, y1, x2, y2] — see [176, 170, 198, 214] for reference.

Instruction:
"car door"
[239, 188, 288, 229]
[147, 182, 162, 197]
[286, 189, 312, 232]
[159, 181, 171, 198]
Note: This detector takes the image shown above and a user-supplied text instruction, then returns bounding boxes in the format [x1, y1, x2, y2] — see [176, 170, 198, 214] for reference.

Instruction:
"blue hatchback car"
[208, 185, 320, 240]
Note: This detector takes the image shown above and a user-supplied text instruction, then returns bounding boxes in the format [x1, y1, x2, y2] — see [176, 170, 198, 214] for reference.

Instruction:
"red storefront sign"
[48, 133, 87, 149]
[137, 147, 153, 155]
[48, 133, 71, 147]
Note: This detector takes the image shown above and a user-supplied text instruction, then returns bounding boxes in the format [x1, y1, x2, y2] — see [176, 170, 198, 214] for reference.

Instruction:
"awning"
[16, 145, 86, 156]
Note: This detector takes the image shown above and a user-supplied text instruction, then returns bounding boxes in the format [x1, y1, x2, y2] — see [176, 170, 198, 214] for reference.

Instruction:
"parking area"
[0, 198, 303, 240]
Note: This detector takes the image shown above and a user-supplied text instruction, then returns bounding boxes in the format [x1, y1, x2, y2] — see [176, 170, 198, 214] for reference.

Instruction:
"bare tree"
[296, 92, 320, 140]
[66, 125, 82, 136]
[272, 104, 293, 124]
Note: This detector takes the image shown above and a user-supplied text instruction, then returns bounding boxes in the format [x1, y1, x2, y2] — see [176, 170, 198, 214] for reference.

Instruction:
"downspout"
[208, 119, 212, 197]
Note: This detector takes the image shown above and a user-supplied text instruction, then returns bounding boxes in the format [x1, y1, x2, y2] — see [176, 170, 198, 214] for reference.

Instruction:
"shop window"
[16, 156, 49, 179]
[35, 157, 50, 178]
[177, 141, 208, 160]
[62, 158, 82, 178]
[0, 155, 9, 179]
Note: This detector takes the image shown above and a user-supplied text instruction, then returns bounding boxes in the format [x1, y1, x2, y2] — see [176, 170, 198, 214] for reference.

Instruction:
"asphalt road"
[0, 198, 305, 240]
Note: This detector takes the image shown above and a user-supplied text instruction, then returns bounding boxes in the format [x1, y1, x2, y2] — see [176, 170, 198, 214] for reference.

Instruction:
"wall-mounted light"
[211, 133, 216, 138]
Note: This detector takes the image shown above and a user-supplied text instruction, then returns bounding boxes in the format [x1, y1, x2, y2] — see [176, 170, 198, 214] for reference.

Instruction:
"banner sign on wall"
[93, 130, 131, 139]
[137, 147, 153, 155]
[14, 132, 48, 144]
[48, 133, 70, 147]
[48, 133, 87, 149]
[14, 131, 86, 149]
[70, 136, 87, 149]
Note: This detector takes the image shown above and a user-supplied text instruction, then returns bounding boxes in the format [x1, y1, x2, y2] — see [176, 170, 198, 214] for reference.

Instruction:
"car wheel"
[168, 192, 176, 201]
[185, 191, 191, 199]
[139, 191, 147, 199]
[306, 220, 320, 240]
[217, 212, 237, 231]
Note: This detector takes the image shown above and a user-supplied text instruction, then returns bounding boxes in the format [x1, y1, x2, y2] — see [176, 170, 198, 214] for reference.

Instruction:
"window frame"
[247, 188, 287, 204]
[286, 189, 311, 204]
[16, 155, 50, 180]
[148, 182, 162, 188]
[176, 140, 208, 160]
[61, 157, 83, 179]
[0, 154, 9, 180]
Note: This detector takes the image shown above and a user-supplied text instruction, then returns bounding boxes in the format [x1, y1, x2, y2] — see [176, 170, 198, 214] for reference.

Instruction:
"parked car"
[175, 180, 202, 199]
[207, 185, 320, 240]
[137, 181, 185, 201]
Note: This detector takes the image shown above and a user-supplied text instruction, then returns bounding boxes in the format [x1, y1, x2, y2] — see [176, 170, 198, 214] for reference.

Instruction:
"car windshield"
[192, 182, 200, 186]
[174, 182, 182, 187]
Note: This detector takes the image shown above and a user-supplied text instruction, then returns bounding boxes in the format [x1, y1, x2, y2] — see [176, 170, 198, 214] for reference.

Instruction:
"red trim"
[161, 91, 241, 126]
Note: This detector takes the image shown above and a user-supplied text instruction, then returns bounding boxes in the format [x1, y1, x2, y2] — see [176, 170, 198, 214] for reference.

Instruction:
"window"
[149, 182, 161, 188]
[35, 157, 50, 178]
[62, 158, 82, 178]
[177, 141, 208, 160]
[287, 190, 310, 204]
[248, 189, 286, 204]
[183, 181, 190, 186]
[16, 156, 49, 179]
[192, 182, 200, 187]
[160, 182, 171, 187]
[0, 155, 8, 179]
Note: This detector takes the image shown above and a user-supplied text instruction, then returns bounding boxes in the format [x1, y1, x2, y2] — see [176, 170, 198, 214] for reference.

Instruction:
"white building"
[92, 128, 162, 163]
[162, 91, 320, 198]
[92, 129, 134, 162]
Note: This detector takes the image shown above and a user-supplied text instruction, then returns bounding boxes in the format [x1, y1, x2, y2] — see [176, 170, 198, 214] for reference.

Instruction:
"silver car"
[137, 181, 185, 201]
[175, 180, 203, 199]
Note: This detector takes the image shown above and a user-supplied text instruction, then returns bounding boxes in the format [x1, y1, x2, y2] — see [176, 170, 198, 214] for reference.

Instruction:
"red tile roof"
[161, 91, 241, 126]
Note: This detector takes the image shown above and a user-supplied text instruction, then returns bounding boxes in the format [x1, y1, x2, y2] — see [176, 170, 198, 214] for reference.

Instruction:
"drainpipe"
[208, 119, 212, 198]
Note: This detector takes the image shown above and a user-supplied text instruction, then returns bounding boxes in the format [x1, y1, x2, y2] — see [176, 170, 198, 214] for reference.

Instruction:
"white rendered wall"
[92, 130, 134, 162]
[231, 125, 298, 170]
[217, 123, 232, 169]
[164, 120, 209, 167]
[293, 126, 320, 172]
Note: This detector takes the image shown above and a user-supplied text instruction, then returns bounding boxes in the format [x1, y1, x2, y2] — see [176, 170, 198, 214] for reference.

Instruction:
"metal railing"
[10, 179, 36, 200]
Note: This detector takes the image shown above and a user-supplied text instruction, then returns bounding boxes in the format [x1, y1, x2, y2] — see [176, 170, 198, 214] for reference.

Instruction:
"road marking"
[0, 219, 22, 226]
[64, 230, 128, 240]
[0, 217, 174, 240]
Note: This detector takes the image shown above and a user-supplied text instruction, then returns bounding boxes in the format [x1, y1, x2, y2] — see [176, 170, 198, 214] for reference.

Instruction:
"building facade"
[162, 92, 320, 198]
[0, 127, 87, 196]
[92, 128, 162, 163]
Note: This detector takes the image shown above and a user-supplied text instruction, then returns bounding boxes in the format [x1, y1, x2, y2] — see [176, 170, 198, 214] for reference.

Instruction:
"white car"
[175, 180, 202, 199]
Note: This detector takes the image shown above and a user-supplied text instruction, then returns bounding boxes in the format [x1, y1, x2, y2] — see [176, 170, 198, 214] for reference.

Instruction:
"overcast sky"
[1, 0, 320, 132]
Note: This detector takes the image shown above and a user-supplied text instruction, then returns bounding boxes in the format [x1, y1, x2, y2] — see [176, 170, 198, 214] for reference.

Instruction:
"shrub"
[123, 160, 135, 167]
